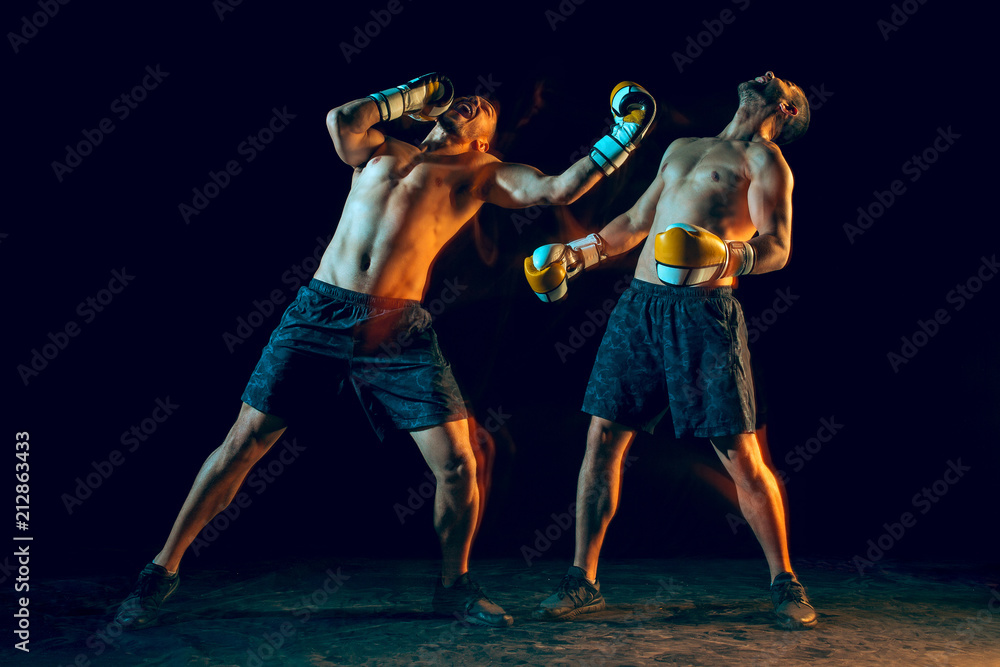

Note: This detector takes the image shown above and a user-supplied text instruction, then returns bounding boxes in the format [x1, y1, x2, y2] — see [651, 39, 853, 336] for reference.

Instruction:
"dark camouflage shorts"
[582, 279, 755, 438]
[242, 279, 466, 440]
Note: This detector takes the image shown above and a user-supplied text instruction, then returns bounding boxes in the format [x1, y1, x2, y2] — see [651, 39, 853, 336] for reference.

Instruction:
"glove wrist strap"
[727, 241, 757, 277]
[567, 233, 608, 275]
[369, 86, 410, 122]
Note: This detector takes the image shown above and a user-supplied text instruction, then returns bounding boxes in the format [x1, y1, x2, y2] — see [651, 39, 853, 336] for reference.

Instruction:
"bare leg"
[410, 419, 479, 586]
[711, 432, 792, 581]
[755, 424, 791, 524]
[466, 415, 495, 542]
[573, 416, 637, 581]
[153, 403, 287, 573]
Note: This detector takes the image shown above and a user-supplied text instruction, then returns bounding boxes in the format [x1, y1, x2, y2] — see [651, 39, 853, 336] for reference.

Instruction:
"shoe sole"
[776, 614, 818, 630]
[532, 597, 607, 621]
[463, 614, 515, 628]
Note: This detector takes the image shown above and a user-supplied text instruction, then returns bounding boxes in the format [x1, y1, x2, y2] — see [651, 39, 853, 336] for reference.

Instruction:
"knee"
[727, 452, 771, 493]
[434, 451, 477, 487]
[585, 418, 630, 463]
[587, 418, 616, 448]
[221, 411, 278, 465]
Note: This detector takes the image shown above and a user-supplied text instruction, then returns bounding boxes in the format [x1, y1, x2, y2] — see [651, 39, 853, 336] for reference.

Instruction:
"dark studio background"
[3, 0, 995, 603]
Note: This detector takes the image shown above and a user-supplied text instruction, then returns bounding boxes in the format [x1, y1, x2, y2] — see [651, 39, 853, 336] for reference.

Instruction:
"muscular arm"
[473, 154, 603, 209]
[326, 97, 386, 167]
[596, 140, 690, 257]
[745, 143, 794, 273]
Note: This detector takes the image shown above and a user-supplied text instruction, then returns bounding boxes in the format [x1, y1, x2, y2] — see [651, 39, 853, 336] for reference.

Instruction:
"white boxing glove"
[368, 73, 455, 122]
[524, 233, 607, 302]
[590, 81, 656, 176]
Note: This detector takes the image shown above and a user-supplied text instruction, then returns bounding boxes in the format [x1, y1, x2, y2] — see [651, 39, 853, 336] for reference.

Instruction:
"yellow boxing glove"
[654, 223, 756, 285]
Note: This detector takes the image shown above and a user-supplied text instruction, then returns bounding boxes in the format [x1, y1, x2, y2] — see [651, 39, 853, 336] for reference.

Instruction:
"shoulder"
[469, 151, 501, 169]
[378, 136, 418, 157]
[465, 151, 504, 181]
[746, 140, 787, 167]
[664, 136, 700, 154]
[746, 141, 791, 180]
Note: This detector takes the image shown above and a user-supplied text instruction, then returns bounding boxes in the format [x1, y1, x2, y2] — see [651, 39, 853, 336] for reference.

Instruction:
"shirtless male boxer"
[524, 71, 817, 629]
[115, 73, 655, 629]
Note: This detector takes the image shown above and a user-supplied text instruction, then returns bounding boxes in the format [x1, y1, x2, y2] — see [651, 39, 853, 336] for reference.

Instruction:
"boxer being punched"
[115, 73, 655, 629]
[527, 71, 818, 629]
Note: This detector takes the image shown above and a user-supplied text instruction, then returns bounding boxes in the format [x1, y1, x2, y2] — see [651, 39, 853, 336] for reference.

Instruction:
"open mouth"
[455, 101, 474, 119]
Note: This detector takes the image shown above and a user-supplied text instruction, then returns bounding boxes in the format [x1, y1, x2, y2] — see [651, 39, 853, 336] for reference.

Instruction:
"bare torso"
[635, 137, 767, 287]
[314, 137, 494, 301]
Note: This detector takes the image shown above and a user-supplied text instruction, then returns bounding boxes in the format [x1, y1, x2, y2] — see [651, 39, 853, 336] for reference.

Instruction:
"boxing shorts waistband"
[307, 279, 421, 311]
[628, 278, 734, 299]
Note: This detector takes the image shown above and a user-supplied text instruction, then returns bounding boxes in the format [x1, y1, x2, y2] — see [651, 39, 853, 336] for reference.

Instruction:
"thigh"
[353, 323, 467, 436]
[582, 291, 668, 434]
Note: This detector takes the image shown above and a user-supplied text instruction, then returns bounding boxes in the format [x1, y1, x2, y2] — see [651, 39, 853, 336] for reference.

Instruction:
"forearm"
[327, 97, 380, 141]
[545, 155, 604, 206]
[746, 233, 790, 275]
[596, 211, 649, 258]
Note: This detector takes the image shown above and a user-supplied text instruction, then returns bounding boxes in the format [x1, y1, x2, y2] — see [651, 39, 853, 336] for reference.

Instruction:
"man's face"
[437, 95, 497, 144]
[738, 71, 802, 109]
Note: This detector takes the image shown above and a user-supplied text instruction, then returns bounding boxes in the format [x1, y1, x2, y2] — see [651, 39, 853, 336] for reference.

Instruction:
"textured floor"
[14, 558, 1000, 666]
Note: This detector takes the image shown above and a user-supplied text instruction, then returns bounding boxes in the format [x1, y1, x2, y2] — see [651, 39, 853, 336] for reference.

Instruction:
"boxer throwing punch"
[526, 71, 818, 629]
[115, 72, 656, 629]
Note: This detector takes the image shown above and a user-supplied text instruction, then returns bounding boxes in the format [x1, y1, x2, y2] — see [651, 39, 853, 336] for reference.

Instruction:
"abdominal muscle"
[312, 156, 471, 301]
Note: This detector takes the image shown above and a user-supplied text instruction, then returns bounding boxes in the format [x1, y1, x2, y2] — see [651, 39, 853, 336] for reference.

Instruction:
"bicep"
[748, 148, 793, 245]
[327, 100, 386, 167]
[475, 161, 551, 209]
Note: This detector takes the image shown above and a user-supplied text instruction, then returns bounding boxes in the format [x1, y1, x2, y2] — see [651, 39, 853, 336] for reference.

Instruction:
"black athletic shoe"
[770, 572, 817, 629]
[114, 563, 179, 629]
[531, 566, 606, 620]
[432, 573, 513, 628]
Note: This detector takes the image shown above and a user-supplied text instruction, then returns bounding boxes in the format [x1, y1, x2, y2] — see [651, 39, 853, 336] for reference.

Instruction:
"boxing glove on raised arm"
[524, 233, 607, 302]
[369, 73, 455, 123]
[590, 82, 656, 176]
[654, 223, 756, 286]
